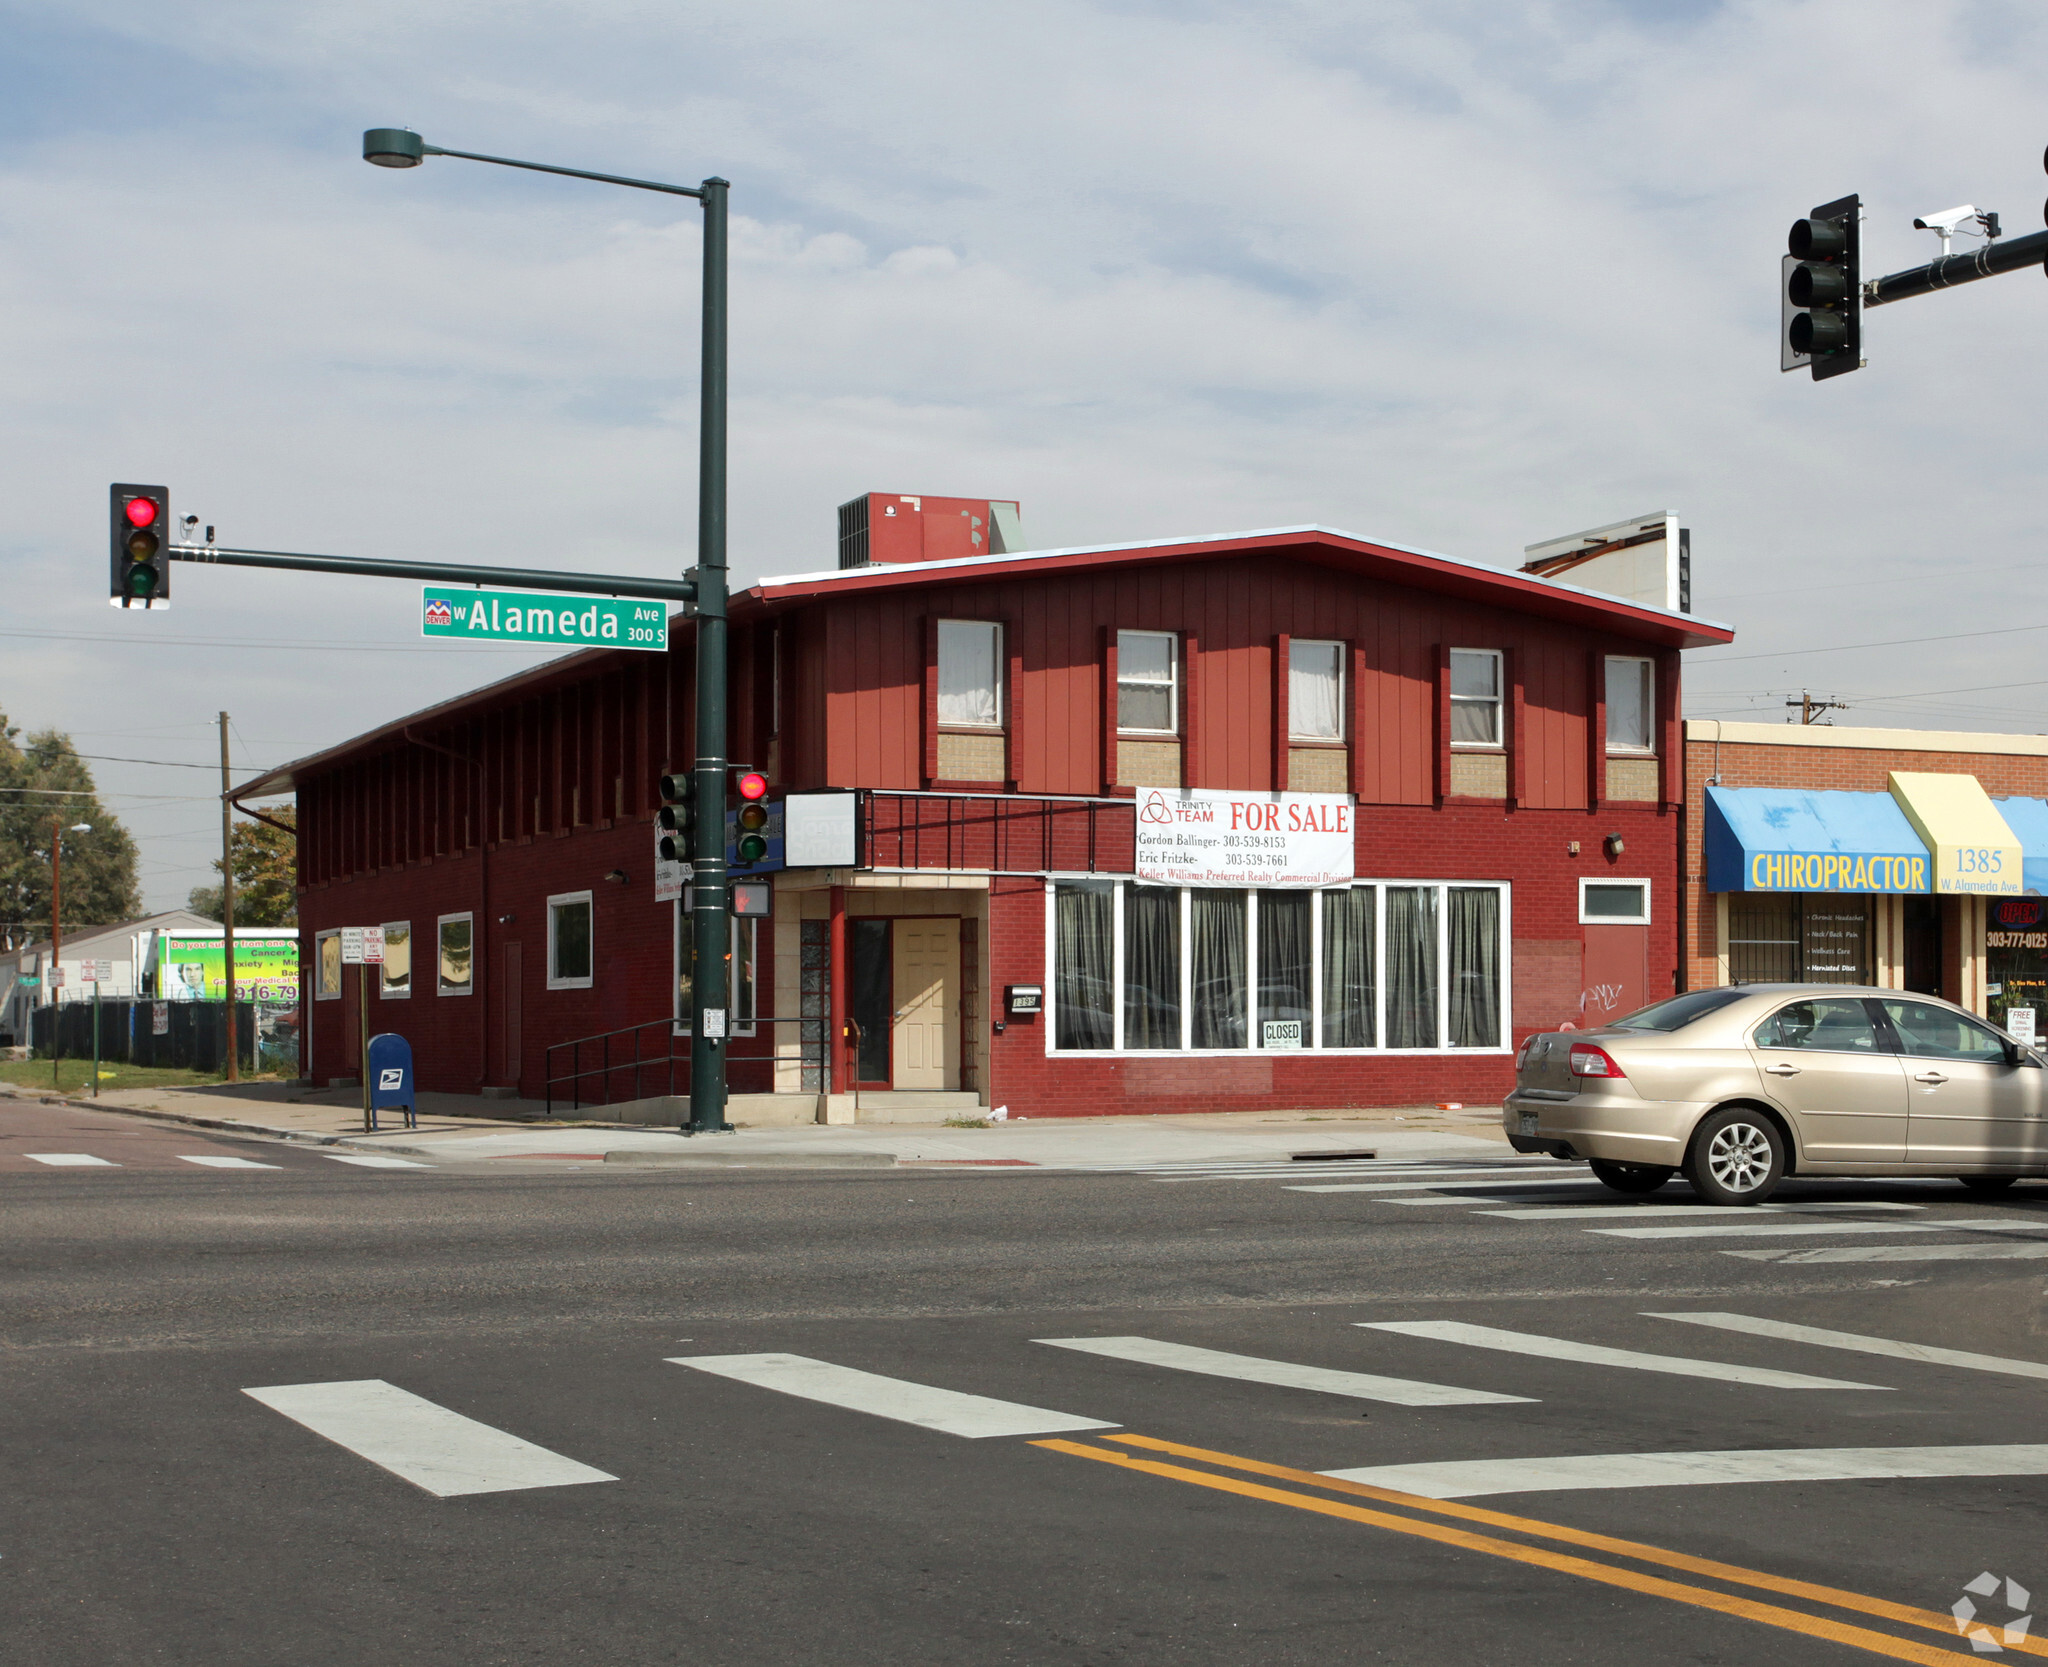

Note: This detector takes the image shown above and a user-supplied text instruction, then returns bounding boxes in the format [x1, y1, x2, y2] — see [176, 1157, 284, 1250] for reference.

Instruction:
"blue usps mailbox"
[366, 1033, 417, 1130]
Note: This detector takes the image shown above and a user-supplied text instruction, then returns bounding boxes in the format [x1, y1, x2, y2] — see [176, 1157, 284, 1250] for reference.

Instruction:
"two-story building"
[237, 497, 1731, 1119]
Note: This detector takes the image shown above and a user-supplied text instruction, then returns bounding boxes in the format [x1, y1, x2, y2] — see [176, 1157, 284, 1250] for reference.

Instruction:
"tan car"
[1504, 985, 2048, 1205]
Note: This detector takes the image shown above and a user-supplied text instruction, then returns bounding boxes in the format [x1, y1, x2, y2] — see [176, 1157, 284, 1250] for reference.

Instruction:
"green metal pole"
[687, 176, 733, 1135]
[92, 986, 101, 1097]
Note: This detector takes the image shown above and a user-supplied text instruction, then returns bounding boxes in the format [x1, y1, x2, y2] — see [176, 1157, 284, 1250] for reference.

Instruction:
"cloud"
[3, 0, 2047, 905]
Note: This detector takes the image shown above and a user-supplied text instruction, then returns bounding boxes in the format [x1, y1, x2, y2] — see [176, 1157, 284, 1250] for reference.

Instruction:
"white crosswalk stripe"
[1729, 1242, 2048, 1264]
[178, 1155, 283, 1170]
[243, 1380, 616, 1497]
[1034, 1336, 1535, 1407]
[1644, 1312, 2048, 1381]
[1319, 1444, 2048, 1500]
[24, 1153, 118, 1166]
[323, 1154, 435, 1169]
[1356, 1320, 1887, 1390]
[669, 1353, 1117, 1438]
[1597, 1219, 2048, 1241]
[1475, 1201, 1926, 1221]
[1291, 1177, 1604, 1195]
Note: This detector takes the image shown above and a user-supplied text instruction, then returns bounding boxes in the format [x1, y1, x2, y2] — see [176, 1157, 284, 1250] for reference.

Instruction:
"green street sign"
[421, 588, 670, 653]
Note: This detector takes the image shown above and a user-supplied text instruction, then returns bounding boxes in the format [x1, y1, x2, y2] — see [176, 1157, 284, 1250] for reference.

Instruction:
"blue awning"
[1994, 797, 2048, 896]
[1704, 786, 1931, 893]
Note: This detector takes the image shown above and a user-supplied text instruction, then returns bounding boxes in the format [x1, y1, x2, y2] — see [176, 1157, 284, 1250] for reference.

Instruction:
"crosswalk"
[240, 1305, 2048, 1509]
[1064, 1152, 2048, 1266]
[7, 1147, 434, 1172]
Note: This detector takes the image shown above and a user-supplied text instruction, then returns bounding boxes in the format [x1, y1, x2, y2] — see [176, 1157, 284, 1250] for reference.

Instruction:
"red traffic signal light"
[110, 483, 170, 609]
[736, 770, 769, 801]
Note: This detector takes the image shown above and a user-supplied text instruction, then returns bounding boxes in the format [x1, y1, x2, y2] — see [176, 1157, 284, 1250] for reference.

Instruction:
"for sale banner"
[160, 936, 300, 1002]
[1133, 789, 1354, 888]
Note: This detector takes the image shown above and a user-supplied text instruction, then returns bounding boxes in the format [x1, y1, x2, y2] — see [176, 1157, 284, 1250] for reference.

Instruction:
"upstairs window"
[1449, 649, 1502, 747]
[547, 891, 593, 990]
[1289, 639, 1344, 740]
[1606, 656, 1654, 752]
[937, 620, 1002, 729]
[437, 913, 473, 996]
[1117, 631, 1178, 734]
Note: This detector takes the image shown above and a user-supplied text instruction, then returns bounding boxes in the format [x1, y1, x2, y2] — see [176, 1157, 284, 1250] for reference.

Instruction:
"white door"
[892, 919, 959, 1091]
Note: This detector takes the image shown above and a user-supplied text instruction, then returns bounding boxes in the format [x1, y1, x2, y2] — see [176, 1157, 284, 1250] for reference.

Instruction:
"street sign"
[80, 960, 113, 984]
[341, 927, 364, 964]
[422, 588, 670, 653]
[362, 926, 385, 965]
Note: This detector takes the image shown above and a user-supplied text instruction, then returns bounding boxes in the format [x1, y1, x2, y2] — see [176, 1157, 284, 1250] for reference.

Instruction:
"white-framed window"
[1289, 639, 1345, 741]
[1449, 649, 1503, 747]
[1117, 630, 1178, 734]
[673, 904, 758, 1036]
[380, 920, 412, 998]
[1605, 656, 1655, 753]
[546, 891, 594, 990]
[937, 619, 1003, 729]
[1580, 878, 1651, 924]
[315, 929, 342, 1001]
[1048, 879, 1509, 1055]
[437, 913, 474, 996]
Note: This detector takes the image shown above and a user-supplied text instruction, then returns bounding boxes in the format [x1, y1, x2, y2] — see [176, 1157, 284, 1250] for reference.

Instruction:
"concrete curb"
[600, 1149, 898, 1169]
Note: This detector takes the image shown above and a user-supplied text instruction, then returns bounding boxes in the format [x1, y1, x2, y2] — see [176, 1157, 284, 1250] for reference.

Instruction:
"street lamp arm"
[420, 144, 707, 200]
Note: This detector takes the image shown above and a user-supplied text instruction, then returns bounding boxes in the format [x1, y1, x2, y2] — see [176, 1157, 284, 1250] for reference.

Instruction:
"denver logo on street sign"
[421, 588, 670, 653]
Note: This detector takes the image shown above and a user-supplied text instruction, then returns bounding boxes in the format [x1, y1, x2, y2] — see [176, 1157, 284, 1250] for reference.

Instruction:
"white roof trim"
[754, 523, 1730, 635]
[1686, 719, 2048, 757]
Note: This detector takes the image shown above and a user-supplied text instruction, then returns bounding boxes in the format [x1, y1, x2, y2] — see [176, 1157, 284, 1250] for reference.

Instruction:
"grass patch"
[943, 1116, 992, 1129]
[0, 1060, 284, 1095]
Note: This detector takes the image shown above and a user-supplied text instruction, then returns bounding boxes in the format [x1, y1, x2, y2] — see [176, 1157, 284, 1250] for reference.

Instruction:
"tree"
[188, 806, 297, 927]
[0, 710, 143, 943]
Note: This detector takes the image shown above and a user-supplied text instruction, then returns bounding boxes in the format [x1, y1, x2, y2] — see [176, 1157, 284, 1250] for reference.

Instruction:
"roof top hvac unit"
[837, 494, 1024, 569]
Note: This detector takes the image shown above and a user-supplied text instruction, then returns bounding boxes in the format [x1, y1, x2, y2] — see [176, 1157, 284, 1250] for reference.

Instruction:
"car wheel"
[1589, 1159, 1673, 1195]
[1685, 1109, 1785, 1206]
[1957, 1175, 2020, 1194]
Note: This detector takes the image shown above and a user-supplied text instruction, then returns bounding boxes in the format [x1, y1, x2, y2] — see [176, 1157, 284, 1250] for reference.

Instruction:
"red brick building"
[240, 502, 1730, 1119]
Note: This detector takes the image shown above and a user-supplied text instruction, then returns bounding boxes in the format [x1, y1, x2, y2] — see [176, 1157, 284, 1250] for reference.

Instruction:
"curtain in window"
[1606, 658, 1652, 750]
[1123, 886, 1182, 1048]
[1190, 889, 1247, 1048]
[1450, 651, 1500, 745]
[1448, 888, 1500, 1047]
[1257, 891, 1312, 1045]
[1386, 886, 1438, 1048]
[937, 621, 999, 727]
[1321, 887, 1376, 1047]
[1289, 642, 1342, 739]
[1055, 882, 1115, 1049]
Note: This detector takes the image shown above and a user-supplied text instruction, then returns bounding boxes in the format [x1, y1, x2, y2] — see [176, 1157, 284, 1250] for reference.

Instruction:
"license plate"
[1517, 1113, 1539, 1136]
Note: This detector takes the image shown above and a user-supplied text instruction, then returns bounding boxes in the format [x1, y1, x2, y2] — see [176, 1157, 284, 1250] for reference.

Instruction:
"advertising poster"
[160, 936, 300, 1003]
[1134, 789, 1355, 888]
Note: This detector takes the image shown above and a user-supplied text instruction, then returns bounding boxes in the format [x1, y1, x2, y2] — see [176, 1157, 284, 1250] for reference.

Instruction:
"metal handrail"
[544, 1011, 828, 1115]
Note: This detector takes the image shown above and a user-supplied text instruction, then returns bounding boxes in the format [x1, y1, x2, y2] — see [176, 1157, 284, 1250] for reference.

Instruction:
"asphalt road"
[6, 1099, 2048, 1665]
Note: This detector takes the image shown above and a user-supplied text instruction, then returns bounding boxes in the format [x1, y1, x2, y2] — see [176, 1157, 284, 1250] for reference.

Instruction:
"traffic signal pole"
[687, 177, 734, 1135]
[1864, 226, 2048, 308]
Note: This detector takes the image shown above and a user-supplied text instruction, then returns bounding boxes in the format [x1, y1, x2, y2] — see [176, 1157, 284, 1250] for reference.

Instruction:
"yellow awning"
[1887, 772, 2022, 896]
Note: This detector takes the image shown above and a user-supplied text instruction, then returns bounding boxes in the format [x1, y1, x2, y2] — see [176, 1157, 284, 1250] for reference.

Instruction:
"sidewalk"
[0, 1076, 1512, 1166]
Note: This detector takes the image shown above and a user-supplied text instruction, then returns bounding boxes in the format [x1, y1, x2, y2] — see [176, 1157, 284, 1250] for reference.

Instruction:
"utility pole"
[219, 712, 239, 1083]
[49, 816, 63, 1091]
[1786, 691, 1849, 725]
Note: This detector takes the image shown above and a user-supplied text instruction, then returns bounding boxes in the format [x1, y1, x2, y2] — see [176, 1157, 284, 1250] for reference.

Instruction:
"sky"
[2, 0, 2046, 912]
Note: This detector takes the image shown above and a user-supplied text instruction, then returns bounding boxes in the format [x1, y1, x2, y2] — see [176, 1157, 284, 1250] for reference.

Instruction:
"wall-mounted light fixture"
[604, 869, 629, 884]
[1604, 833, 1625, 859]
[497, 913, 516, 925]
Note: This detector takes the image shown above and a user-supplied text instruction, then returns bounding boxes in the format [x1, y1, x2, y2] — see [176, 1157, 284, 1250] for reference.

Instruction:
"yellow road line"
[1033, 1438, 1982, 1666]
[1100, 1432, 2040, 1658]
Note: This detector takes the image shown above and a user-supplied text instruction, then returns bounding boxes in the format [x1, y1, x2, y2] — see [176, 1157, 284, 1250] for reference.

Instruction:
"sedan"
[1504, 984, 2047, 1204]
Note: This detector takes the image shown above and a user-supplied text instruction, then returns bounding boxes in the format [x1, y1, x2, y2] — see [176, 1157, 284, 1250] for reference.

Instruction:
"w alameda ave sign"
[1134, 788, 1354, 887]
[422, 587, 670, 652]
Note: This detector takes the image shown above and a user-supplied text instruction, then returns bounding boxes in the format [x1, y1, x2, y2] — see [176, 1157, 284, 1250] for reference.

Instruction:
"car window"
[1753, 998, 1881, 1053]
[1878, 999, 2009, 1063]
[1608, 989, 1750, 1032]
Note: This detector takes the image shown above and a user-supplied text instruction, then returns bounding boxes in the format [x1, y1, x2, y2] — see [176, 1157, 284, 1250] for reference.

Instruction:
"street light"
[363, 127, 734, 1136]
[48, 821, 89, 1091]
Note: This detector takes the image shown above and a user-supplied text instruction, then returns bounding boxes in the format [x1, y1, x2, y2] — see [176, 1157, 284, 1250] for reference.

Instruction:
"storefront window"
[1050, 879, 1506, 1053]
[1986, 898, 2048, 1039]
[1726, 894, 1873, 985]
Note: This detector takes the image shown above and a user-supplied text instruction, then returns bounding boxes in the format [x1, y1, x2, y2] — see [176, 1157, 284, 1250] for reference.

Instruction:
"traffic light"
[1783, 195, 1861, 380]
[733, 770, 771, 865]
[110, 483, 170, 607]
[657, 770, 693, 863]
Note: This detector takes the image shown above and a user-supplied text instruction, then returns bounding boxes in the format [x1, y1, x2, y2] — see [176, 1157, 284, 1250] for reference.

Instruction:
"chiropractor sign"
[1134, 789, 1354, 888]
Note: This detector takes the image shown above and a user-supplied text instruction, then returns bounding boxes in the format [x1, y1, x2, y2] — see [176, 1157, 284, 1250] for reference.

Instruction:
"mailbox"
[366, 1033, 418, 1130]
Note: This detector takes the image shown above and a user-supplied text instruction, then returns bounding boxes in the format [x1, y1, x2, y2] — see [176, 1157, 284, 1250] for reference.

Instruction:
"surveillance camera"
[1912, 204, 1978, 235]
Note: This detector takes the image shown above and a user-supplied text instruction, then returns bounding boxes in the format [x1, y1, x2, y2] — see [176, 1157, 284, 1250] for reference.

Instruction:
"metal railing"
[545, 1012, 828, 1115]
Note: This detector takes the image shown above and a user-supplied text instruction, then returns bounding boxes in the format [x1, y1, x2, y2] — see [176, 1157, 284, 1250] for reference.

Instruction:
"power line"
[1688, 619, 2048, 665]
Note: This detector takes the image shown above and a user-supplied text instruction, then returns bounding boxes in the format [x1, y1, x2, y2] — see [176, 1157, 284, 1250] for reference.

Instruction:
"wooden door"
[891, 918, 959, 1090]
[1580, 924, 1648, 1027]
[498, 941, 523, 1090]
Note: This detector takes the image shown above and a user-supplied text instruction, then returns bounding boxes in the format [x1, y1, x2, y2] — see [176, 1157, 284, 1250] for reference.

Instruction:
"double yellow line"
[1034, 1433, 2035, 1664]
